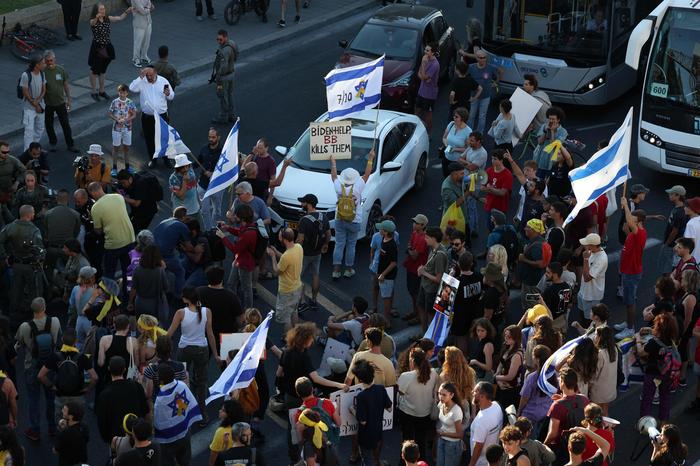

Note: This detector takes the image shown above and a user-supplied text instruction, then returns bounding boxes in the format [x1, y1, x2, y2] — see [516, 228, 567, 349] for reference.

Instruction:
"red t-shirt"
[583, 427, 615, 466]
[593, 194, 608, 237]
[293, 396, 336, 422]
[620, 226, 647, 275]
[546, 394, 590, 446]
[484, 166, 513, 213]
[403, 231, 428, 274]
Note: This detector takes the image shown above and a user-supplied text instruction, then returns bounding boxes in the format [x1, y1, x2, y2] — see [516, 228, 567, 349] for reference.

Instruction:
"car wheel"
[413, 154, 427, 190]
[365, 203, 383, 238]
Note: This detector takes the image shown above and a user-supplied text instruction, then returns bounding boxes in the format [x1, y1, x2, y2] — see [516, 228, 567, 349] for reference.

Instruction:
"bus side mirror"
[625, 19, 653, 70]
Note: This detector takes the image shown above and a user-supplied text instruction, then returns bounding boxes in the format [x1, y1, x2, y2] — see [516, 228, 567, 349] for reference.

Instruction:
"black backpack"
[0, 378, 9, 425]
[245, 221, 269, 261]
[498, 227, 520, 266]
[29, 319, 54, 365]
[301, 213, 327, 252]
[205, 229, 227, 262]
[137, 171, 164, 202]
[54, 352, 83, 396]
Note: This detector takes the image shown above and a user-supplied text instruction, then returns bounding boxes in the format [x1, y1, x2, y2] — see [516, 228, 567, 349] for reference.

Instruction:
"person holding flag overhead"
[129, 66, 174, 168]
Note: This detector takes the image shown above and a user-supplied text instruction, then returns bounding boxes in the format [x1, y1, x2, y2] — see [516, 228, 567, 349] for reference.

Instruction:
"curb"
[0, 0, 376, 140]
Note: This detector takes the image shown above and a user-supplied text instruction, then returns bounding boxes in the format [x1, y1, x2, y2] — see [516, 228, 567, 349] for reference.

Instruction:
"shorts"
[301, 254, 321, 277]
[577, 296, 601, 319]
[621, 273, 642, 306]
[275, 287, 303, 325]
[406, 272, 420, 297]
[378, 279, 395, 299]
[415, 95, 436, 112]
[112, 129, 132, 147]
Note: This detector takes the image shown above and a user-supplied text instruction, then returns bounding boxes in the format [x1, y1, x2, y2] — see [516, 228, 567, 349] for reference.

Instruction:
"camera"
[28, 158, 41, 170]
[73, 155, 89, 172]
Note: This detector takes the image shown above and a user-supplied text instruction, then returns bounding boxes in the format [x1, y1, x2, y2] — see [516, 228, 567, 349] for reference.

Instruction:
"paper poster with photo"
[433, 273, 460, 316]
[334, 385, 394, 437]
[317, 338, 351, 377]
[509, 87, 544, 145]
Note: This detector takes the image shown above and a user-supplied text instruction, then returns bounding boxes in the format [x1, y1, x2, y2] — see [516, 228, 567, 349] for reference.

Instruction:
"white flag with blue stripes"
[153, 114, 191, 159]
[153, 380, 202, 443]
[206, 310, 273, 404]
[324, 55, 384, 121]
[564, 107, 633, 227]
[203, 119, 240, 200]
[538, 335, 586, 395]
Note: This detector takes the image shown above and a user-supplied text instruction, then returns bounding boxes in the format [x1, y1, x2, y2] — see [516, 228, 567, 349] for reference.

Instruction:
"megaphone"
[637, 416, 660, 439]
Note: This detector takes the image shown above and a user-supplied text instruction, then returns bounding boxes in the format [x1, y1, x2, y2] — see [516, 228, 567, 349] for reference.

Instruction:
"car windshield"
[288, 120, 378, 174]
[644, 7, 700, 112]
[349, 24, 418, 60]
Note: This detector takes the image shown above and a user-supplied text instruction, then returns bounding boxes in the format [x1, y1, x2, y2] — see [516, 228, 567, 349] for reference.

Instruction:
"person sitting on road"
[325, 295, 370, 348]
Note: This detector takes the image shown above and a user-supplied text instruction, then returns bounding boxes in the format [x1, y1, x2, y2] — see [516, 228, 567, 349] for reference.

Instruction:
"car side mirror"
[381, 161, 402, 173]
[338, 40, 348, 49]
[275, 146, 288, 156]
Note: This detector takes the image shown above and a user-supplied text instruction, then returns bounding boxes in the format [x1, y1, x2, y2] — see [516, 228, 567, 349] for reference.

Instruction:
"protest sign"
[330, 384, 394, 436]
[509, 87, 544, 145]
[317, 338, 351, 377]
[310, 121, 352, 160]
[219, 333, 253, 358]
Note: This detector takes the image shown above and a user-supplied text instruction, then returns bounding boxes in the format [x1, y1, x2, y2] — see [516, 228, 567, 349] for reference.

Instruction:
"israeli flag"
[324, 55, 384, 121]
[538, 335, 586, 395]
[206, 310, 273, 404]
[203, 119, 240, 200]
[424, 309, 450, 351]
[153, 114, 191, 159]
[564, 107, 633, 227]
[153, 380, 202, 443]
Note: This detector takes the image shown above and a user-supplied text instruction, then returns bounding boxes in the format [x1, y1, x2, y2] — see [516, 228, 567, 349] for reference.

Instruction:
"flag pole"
[371, 104, 380, 152]
[622, 180, 627, 199]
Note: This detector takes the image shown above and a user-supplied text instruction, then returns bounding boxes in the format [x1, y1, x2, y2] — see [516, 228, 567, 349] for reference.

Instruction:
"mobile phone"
[164, 84, 170, 91]
[526, 293, 540, 300]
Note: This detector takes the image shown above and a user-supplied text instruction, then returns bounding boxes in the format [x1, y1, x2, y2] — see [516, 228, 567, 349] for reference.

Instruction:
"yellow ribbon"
[468, 173, 477, 192]
[298, 411, 328, 449]
[137, 315, 167, 343]
[122, 413, 137, 435]
[60, 345, 80, 353]
[544, 139, 563, 161]
[96, 280, 121, 322]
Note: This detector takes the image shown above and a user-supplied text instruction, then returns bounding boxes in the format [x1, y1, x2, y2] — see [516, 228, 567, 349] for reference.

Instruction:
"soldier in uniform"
[74, 188, 103, 276]
[0, 205, 44, 321]
[44, 189, 81, 287]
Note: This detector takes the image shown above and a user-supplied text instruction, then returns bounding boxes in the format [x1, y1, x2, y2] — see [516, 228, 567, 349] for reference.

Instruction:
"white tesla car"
[271, 109, 429, 239]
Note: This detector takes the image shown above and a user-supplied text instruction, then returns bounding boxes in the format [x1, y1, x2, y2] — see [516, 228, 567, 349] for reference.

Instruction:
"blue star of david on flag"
[167, 390, 190, 417]
[153, 114, 191, 158]
[203, 118, 240, 200]
[354, 79, 368, 100]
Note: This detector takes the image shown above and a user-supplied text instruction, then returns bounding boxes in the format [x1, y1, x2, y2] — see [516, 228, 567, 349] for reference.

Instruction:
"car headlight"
[384, 70, 413, 88]
[641, 128, 664, 148]
[576, 74, 606, 93]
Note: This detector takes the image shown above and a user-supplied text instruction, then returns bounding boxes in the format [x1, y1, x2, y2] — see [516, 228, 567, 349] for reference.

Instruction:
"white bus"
[626, 0, 700, 178]
[481, 0, 656, 105]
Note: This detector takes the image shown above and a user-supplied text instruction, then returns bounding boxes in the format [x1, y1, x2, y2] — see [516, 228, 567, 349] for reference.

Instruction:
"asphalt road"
[3, 0, 699, 464]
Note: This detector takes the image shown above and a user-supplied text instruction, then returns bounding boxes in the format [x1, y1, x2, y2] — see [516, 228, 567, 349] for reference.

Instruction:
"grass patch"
[0, 0, 52, 15]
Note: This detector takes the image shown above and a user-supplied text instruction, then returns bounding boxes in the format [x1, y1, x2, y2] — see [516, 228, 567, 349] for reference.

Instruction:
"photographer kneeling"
[74, 144, 111, 190]
[19, 142, 50, 184]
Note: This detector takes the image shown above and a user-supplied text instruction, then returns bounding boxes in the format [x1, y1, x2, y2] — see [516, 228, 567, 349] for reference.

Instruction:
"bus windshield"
[644, 7, 700, 112]
[484, 0, 612, 65]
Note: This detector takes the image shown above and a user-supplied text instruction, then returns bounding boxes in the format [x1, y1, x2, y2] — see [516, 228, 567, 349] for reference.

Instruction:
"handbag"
[126, 336, 139, 381]
[96, 45, 110, 59]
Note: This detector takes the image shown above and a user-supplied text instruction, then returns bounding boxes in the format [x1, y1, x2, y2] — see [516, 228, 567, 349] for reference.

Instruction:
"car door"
[378, 125, 405, 209]
[380, 122, 417, 209]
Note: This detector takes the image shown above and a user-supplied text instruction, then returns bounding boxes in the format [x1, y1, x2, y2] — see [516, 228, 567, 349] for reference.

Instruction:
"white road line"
[257, 283, 345, 317]
[574, 122, 618, 132]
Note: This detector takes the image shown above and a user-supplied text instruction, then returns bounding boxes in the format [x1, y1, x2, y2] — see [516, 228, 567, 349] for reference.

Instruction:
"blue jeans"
[197, 185, 224, 231]
[437, 437, 462, 466]
[621, 272, 642, 306]
[164, 254, 186, 298]
[228, 266, 254, 309]
[25, 363, 56, 433]
[466, 197, 479, 233]
[333, 220, 360, 267]
[468, 97, 490, 134]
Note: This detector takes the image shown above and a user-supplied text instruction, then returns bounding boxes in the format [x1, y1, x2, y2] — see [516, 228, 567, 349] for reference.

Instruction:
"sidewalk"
[0, 0, 377, 139]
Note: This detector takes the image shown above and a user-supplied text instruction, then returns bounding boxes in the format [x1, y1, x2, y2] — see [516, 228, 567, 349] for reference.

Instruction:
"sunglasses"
[477, 56, 487, 59]
[0, 151, 9, 155]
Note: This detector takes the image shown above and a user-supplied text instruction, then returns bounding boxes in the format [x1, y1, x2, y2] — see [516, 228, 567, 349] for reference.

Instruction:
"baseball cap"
[376, 219, 396, 233]
[630, 184, 650, 195]
[297, 194, 318, 206]
[579, 233, 601, 246]
[526, 218, 545, 234]
[411, 214, 428, 225]
[526, 304, 549, 325]
[665, 185, 686, 196]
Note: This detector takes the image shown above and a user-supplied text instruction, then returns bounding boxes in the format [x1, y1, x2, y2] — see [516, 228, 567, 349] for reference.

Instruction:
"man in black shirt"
[447, 229, 469, 274]
[661, 185, 687, 272]
[19, 142, 50, 184]
[546, 201, 568, 260]
[197, 265, 242, 354]
[449, 61, 482, 114]
[217, 422, 267, 466]
[73, 188, 103, 275]
[376, 219, 398, 327]
[115, 419, 161, 466]
[182, 218, 213, 288]
[197, 128, 223, 230]
[54, 401, 89, 466]
[450, 252, 482, 352]
[117, 170, 158, 233]
[541, 261, 572, 332]
[296, 194, 330, 310]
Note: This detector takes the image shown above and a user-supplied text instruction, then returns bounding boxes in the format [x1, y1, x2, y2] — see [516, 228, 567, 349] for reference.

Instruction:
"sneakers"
[294, 15, 300, 23]
[613, 322, 628, 331]
[133, 59, 143, 68]
[110, 167, 118, 178]
[196, 15, 204, 21]
[208, 14, 218, 20]
[615, 328, 634, 340]
[343, 268, 356, 278]
[278, 19, 286, 27]
[331, 270, 341, 280]
[24, 429, 40, 441]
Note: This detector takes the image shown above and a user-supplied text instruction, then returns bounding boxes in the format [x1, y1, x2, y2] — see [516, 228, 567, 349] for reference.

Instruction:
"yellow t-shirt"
[347, 350, 397, 387]
[90, 193, 135, 250]
[278, 243, 303, 294]
[209, 426, 233, 452]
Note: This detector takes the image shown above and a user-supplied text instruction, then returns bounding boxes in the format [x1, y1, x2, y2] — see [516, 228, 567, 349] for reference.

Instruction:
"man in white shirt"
[684, 197, 700, 261]
[577, 233, 608, 322]
[129, 66, 174, 167]
[469, 382, 503, 466]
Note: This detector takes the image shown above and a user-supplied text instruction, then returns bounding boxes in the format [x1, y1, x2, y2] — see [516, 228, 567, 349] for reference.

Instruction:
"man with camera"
[0, 204, 44, 320]
[18, 142, 50, 184]
[73, 188, 103, 276]
[74, 144, 111, 190]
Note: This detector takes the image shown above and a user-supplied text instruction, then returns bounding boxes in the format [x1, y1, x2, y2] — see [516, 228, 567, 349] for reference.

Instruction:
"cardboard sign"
[309, 121, 352, 160]
[330, 384, 393, 436]
[509, 87, 544, 145]
[316, 338, 351, 377]
[219, 333, 252, 359]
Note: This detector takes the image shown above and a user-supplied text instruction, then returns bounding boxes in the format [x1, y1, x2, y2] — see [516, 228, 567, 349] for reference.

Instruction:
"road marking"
[574, 122, 617, 132]
[256, 283, 346, 317]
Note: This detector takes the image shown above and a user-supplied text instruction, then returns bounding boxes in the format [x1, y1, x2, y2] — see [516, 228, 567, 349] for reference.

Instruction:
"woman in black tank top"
[500, 425, 531, 466]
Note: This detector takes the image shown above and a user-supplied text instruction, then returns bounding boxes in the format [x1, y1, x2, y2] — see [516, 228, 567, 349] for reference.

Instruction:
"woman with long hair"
[0, 426, 24, 465]
[495, 325, 524, 409]
[130, 244, 169, 321]
[209, 399, 247, 466]
[517, 344, 553, 439]
[487, 244, 509, 281]
[638, 313, 680, 422]
[397, 338, 435, 374]
[436, 382, 464, 466]
[135, 314, 166, 368]
[524, 315, 561, 371]
[68, 266, 98, 350]
[650, 424, 687, 466]
[676, 269, 699, 386]
[467, 318, 495, 380]
[397, 347, 438, 460]
[440, 346, 476, 416]
[588, 327, 618, 416]
[166, 286, 220, 425]
[580, 403, 615, 466]
[88, 3, 131, 100]
[562, 337, 598, 397]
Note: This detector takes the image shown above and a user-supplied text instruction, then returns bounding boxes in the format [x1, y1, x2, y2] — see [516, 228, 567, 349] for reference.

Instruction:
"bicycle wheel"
[224, 1, 243, 25]
[26, 24, 66, 47]
[10, 36, 42, 62]
[254, 0, 270, 16]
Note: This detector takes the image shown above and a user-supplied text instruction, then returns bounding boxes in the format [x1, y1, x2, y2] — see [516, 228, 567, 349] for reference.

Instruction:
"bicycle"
[5, 23, 65, 61]
[224, 0, 269, 25]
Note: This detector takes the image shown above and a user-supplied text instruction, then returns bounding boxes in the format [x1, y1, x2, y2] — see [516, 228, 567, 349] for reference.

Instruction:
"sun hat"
[579, 233, 602, 246]
[173, 154, 192, 169]
[339, 167, 360, 186]
[87, 144, 104, 156]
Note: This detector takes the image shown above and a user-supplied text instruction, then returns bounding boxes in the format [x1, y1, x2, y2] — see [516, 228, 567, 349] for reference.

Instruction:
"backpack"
[655, 338, 682, 390]
[239, 379, 261, 416]
[205, 229, 227, 262]
[245, 220, 269, 261]
[29, 318, 54, 365]
[54, 352, 84, 396]
[498, 227, 520, 266]
[336, 185, 356, 222]
[137, 171, 164, 202]
[309, 398, 340, 445]
[301, 213, 327, 252]
[0, 378, 9, 426]
[17, 70, 44, 100]
[541, 241, 553, 267]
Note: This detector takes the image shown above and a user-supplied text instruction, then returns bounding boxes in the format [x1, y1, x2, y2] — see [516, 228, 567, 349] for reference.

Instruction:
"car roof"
[316, 110, 414, 137]
[368, 4, 440, 27]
